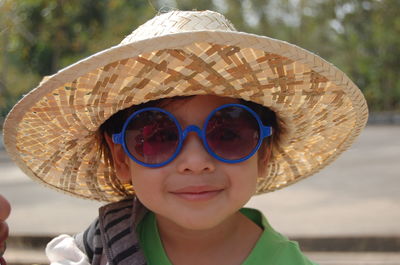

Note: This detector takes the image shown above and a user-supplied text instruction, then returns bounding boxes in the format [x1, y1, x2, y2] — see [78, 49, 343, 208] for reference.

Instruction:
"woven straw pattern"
[3, 11, 368, 201]
[120, 10, 236, 45]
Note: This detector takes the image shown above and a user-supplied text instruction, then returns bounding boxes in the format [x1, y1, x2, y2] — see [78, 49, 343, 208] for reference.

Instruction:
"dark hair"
[98, 96, 281, 170]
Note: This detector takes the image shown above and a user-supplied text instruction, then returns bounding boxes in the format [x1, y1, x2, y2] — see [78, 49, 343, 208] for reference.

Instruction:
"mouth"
[170, 186, 224, 201]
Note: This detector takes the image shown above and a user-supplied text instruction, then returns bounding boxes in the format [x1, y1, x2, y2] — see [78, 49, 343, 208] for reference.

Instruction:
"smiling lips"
[170, 186, 223, 201]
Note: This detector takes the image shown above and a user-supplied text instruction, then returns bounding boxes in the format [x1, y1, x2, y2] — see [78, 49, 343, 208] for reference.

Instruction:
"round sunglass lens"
[124, 110, 179, 165]
[206, 106, 260, 160]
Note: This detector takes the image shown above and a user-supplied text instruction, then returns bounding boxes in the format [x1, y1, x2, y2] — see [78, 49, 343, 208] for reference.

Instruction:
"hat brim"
[3, 30, 368, 201]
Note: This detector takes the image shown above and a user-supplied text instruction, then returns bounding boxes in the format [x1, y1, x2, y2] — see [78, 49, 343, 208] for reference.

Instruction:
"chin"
[171, 210, 234, 231]
[177, 218, 223, 231]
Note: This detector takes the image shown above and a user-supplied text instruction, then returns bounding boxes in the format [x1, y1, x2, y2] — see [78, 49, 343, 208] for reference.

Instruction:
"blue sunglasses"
[112, 103, 272, 168]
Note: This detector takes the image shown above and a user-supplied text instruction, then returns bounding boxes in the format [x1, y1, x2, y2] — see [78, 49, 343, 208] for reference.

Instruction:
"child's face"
[110, 95, 263, 230]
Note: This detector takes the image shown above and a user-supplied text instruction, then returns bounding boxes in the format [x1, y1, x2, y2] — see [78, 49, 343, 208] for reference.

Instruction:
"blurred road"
[0, 125, 399, 237]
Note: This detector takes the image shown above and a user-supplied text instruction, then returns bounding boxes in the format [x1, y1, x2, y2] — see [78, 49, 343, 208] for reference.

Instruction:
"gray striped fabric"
[75, 197, 148, 265]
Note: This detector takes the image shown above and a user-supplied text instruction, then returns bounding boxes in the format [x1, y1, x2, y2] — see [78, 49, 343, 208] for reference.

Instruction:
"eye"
[149, 128, 178, 142]
[209, 126, 240, 141]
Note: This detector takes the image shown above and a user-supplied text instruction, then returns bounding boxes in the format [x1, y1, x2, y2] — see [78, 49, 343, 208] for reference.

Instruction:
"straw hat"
[3, 10, 368, 202]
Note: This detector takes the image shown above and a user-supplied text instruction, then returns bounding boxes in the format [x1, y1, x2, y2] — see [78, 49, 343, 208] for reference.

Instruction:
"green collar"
[136, 208, 296, 265]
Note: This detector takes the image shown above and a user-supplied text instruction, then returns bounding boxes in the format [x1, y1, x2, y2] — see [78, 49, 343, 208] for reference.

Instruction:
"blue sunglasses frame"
[112, 103, 272, 168]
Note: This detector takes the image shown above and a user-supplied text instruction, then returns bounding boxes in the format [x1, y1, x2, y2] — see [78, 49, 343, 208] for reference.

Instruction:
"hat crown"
[120, 10, 236, 45]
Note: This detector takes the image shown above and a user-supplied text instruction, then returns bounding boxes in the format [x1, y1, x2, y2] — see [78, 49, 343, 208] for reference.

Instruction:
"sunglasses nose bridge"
[182, 125, 203, 141]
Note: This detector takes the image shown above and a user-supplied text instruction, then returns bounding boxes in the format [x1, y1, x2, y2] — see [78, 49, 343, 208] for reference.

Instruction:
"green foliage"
[1, 0, 399, 123]
[12, 0, 107, 75]
[327, 0, 400, 110]
[175, 0, 214, 10]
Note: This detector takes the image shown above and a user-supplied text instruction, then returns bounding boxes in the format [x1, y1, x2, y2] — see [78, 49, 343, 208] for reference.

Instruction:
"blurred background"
[1, 0, 400, 120]
[0, 0, 399, 264]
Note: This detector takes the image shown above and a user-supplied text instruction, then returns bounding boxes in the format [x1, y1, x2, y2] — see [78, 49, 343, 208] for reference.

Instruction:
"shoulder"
[45, 215, 100, 264]
[241, 208, 318, 265]
[45, 198, 147, 264]
[46, 234, 91, 265]
[273, 241, 318, 265]
[46, 216, 106, 265]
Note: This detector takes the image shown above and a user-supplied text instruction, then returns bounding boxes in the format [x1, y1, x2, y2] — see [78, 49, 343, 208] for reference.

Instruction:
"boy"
[3, 10, 368, 264]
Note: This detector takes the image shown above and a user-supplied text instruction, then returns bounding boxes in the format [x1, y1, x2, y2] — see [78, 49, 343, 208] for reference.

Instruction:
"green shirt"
[137, 208, 318, 265]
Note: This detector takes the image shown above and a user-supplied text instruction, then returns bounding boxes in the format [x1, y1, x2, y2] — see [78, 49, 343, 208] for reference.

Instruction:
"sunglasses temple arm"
[112, 133, 124, 144]
[261, 126, 272, 139]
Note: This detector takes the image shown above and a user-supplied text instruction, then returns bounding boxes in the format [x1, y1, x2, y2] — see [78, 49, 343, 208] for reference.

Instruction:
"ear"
[104, 133, 132, 184]
[258, 143, 272, 177]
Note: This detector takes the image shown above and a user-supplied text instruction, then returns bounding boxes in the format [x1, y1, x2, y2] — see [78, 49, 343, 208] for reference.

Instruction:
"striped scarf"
[75, 198, 148, 265]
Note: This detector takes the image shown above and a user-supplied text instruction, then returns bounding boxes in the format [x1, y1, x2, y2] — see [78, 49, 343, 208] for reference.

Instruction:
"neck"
[155, 211, 262, 265]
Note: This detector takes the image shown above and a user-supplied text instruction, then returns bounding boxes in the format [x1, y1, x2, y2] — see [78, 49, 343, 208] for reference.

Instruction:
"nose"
[175, 126, 216, 174]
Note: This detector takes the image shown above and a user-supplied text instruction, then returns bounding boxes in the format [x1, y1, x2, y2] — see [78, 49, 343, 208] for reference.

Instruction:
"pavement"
[1, 125, 400, 263]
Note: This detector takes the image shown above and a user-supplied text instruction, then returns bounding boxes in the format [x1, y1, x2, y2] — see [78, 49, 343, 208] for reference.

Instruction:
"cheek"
[130, 173, 160, 210]
[128, 162, 168, 203]
[227, 158, 259, 196]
